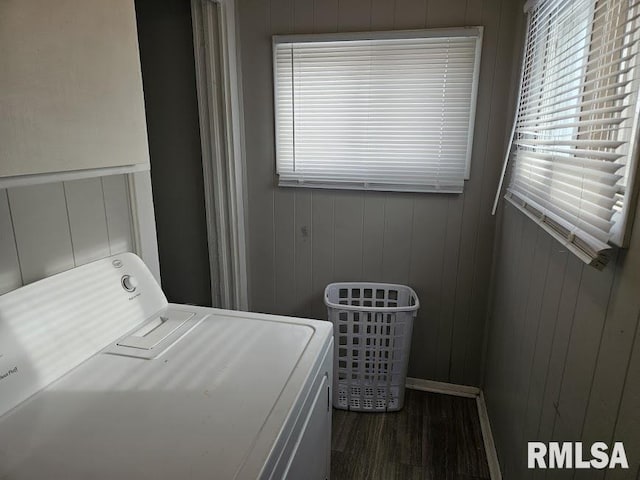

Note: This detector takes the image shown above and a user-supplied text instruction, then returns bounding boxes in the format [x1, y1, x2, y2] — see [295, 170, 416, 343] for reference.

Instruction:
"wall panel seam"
[61, 182, 78, 267]
[4, 189, 24, 286]
[576, 251, 621, 441]
[547, 265, 585, 439]
[533, 251, 569, 439]
[518, 231, 552, 451]
[100, 178, 113, 255]
[607, 311, 640, 446]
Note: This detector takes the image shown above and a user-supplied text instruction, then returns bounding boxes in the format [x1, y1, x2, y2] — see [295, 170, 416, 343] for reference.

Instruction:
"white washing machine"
[0, 253, 333, 479]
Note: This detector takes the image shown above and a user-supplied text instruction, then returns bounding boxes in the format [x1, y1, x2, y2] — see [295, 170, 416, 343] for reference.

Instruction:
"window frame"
[271, 27, 484, 193]
[496, 0, 640, 267]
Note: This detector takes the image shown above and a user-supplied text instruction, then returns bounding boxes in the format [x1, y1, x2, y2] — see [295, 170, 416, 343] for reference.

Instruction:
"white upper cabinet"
[0, 0, 150, 183]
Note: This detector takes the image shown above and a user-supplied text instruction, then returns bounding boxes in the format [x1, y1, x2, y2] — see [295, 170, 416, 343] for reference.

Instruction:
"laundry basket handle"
[324, 285, 420, 316]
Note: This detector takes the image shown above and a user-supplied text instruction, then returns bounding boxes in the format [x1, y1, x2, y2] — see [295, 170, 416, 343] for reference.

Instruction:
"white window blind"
[272, 28, 483, 193]
[503, 0, 640, 267]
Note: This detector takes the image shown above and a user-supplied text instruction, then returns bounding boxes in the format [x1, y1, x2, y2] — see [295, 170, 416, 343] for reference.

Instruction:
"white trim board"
[0, 164, 148, 190]
[405, 377, 480, 398]
[405, 377, 502, 480]
[476, 391, 502, 480]
[190, 0, 249, 310]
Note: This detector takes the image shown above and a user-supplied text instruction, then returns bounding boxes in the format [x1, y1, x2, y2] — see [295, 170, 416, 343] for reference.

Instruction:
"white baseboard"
[476, 391, 502, 480]
[405, 377, 480, 398]
[405, 378, 502, 480]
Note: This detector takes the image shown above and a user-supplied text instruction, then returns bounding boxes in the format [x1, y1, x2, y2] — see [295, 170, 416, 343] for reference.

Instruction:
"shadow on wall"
[135, 0, 212, 307]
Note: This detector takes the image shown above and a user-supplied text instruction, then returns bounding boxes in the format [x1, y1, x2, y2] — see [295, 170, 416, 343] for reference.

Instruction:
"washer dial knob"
[121, 275, 138, 292]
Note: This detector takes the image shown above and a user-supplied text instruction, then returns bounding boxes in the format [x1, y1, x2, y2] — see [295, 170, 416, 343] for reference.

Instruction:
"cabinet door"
[0, 0, 149, 178]
[284, 373, 331, 480]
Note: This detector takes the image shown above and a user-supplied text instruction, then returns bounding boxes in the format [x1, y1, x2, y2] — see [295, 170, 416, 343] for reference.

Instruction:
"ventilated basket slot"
[335, 285, 407, 309]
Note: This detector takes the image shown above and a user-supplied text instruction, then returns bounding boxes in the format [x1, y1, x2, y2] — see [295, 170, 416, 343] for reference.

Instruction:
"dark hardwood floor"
[331, 389, 490, 480]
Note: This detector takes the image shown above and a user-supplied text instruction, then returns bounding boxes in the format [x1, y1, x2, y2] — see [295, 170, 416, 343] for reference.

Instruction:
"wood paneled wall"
[0, 175, 134, 295]
[484, 203, 640, 478]
[238, 0, 521, 384]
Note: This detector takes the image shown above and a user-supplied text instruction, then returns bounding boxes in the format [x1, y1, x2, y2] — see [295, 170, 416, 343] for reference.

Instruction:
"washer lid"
[0, 311, 328, 480]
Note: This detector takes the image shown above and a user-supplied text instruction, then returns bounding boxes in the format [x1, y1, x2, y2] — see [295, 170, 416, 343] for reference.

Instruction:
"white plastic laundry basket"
[324, 282, 419, 412]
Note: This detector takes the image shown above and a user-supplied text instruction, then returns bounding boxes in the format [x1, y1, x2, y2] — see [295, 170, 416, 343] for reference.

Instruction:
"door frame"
[191, 0, 249, 310]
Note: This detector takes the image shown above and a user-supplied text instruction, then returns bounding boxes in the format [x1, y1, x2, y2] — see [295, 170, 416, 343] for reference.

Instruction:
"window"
[272, 28, 483, 193]
[504, 0, 640, 267]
